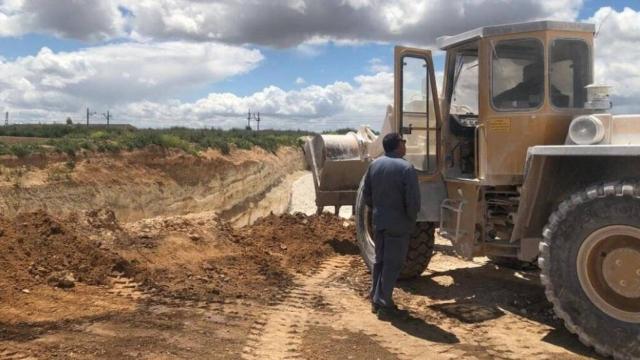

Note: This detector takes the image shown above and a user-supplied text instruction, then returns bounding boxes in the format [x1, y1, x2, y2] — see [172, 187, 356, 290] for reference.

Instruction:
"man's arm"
[403, 165, 421, 221]
[363, 166, 373, 208]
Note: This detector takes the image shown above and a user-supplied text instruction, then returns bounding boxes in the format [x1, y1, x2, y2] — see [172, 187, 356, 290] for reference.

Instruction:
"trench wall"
[0, 146, 305, 223]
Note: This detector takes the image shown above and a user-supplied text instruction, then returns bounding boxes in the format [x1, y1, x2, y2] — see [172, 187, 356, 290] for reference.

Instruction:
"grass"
[0, 125, 312, 158]
[322, 128, 357, 135]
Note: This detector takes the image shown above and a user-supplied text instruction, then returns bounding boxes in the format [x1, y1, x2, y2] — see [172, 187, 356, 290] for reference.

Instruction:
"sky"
[0, 0, 639, 131]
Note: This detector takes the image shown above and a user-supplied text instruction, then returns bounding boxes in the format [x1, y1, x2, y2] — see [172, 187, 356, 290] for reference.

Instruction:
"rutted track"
[241, 255, 475, 360]
[0, 348, 36, 360]
[241, 256, 353, 359]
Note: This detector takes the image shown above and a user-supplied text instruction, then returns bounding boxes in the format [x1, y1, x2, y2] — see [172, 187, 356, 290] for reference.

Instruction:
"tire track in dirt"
[316, 282, 464, 360]
[0, 348, 37, 360]
[241, 255, 470, 360]
[241, 256, 352, 360]
[241, 253, 563, 360]
[105, 271, 274, 325]
[107, 272, 150, 300]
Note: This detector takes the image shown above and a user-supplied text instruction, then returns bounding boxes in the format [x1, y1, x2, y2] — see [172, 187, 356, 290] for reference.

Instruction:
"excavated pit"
[0, 147, 601, 359]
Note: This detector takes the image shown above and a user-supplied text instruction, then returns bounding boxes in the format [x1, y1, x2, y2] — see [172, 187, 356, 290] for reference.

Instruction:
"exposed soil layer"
[0, 146, 304, 222]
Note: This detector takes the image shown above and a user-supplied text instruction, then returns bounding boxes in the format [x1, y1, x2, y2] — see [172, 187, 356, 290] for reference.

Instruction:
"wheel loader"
[304, 20, 639, 359]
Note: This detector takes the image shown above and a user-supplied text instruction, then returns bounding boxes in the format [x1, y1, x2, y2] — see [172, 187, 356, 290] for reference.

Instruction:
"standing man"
[363, 132, 421, 319]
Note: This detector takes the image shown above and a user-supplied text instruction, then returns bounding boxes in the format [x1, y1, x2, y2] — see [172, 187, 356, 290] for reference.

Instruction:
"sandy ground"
[289, 173, 353, 219]
[0, 170, 603, 359]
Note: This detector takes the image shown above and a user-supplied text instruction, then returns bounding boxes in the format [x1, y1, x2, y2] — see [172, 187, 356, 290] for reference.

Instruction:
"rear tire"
[355, 177, 435, 279]
[540, 181, 640, 360]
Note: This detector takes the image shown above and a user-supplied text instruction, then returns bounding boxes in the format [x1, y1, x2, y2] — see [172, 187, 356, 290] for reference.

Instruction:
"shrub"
[0, 125, 314, 157]
[9, 144, 34, 158]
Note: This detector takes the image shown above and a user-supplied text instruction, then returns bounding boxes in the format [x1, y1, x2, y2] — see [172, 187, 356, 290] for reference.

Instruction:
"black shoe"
[371, 302, 380, 314]
[377, 305, 408, 321]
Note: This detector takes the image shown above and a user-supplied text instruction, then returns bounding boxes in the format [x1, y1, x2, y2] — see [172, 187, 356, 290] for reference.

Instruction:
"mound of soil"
[121, 212, 357, 302]
[231, 213, 358, 273]
[0, 209, 357, 304]
[0, 211, 130, 294]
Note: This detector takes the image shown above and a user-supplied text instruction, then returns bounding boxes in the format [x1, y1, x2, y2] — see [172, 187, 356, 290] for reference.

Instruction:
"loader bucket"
[304, 133, 371, 213]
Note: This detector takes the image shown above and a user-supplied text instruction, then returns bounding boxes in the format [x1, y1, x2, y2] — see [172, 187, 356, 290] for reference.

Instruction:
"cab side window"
[549, 39, 591, 108]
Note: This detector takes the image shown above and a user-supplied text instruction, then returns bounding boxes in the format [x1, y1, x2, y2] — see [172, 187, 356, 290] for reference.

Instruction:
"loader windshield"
[492, 38, 544, 110]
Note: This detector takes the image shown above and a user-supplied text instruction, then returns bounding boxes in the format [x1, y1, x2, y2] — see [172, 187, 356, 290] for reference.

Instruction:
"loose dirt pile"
[231, 213, 358, 272]
[0, 211, 130, 295]
[0, 205, 379, 316]
[0, 209, 357, 305]
[119, 212, 356, 302]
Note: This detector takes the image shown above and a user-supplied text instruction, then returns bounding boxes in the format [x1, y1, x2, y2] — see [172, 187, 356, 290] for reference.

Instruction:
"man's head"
[523, 61, 543, 84]
[382, 132, 406, 157]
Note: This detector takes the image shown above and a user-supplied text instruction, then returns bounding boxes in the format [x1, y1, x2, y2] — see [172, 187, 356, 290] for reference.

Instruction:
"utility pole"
[255, 112, 261, 131]
[4, 112, 8, 126]
[247, 109, 252, 130]
[86, 108, 97, 126]
[103, 110, 111, 126]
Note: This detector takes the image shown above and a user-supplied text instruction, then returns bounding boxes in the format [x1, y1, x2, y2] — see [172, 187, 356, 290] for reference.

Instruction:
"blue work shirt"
[363, 152, 421, 234]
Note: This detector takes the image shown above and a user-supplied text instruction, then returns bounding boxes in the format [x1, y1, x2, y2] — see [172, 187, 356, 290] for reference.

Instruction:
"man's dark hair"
[382, 132, 403, 153]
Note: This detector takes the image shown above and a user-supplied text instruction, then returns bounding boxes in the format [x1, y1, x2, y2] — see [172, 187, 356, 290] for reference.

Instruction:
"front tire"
[540, 182, 640, 360]
[355, 177, 435, 279]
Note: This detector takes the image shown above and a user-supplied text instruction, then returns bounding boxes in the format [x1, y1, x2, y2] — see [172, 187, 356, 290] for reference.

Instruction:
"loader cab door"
[394, 46, 442, 179]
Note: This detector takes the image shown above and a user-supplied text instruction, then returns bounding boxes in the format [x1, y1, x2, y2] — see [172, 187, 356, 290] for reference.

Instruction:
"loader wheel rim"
[577, 225, 640, 323]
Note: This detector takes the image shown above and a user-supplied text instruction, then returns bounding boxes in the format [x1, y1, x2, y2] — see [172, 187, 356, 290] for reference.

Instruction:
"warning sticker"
[488, 118, 511, 133]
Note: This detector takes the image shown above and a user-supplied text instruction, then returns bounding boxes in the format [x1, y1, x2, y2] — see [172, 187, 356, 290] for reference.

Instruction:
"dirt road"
[0, 170, 601, 359]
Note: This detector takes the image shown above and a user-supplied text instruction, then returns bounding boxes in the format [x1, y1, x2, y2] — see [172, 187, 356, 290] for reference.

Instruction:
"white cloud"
[121, 0, 582, 47]
[588, 7, 640, 113]
[115, 71, 394, 130]
[368, 58, 391, 73]
[0, 0, 126, 40]
[2, 0, 582, 47]
[0, 40, 392, 130]
[0, 41, 263, 121]
[5, 2, 640, 131]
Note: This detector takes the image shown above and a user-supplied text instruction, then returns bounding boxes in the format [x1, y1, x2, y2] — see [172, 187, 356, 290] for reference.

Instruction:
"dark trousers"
[370, 229, 410, 307]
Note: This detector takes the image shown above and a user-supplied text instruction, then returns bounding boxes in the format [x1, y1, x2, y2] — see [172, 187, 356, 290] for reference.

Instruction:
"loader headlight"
[568, 115, 605, 145]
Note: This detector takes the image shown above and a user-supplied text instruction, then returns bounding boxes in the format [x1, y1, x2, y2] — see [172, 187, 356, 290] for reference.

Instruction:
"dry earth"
[0, 149, 603, 359]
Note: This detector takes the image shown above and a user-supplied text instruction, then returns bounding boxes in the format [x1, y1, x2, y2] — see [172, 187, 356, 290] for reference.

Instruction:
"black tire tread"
[400, 222, 435, 278]
[539, 181, 640, 360]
